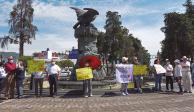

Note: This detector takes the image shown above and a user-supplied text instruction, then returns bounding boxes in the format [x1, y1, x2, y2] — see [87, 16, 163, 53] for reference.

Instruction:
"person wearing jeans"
[15, 61, 25, 99]
[46, 59, 61, 97]
[133, 57, 143, 94]
[154, 59, 164, 92]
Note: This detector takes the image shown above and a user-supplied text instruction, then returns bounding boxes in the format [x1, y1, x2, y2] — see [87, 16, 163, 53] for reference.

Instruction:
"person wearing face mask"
[4, 56, 16, 99]
[164, 59, 174, 92]
[181, 56, 192, 93]
[46, 59, 61, 97]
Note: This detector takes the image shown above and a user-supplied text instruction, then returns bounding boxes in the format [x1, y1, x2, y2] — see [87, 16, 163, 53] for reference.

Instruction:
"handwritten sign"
[115, 64, 133, 83]
[133, 65, 148, 76]
[154, 64, 166, 74]
[76, 67, 93, 80]
[27, 60, 45, 74]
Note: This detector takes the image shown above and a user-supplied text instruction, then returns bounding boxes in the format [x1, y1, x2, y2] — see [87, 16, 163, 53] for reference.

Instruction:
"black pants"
[0, 78, 6, 92]
[34, 78, 43, 96]
[166, 76, 174, 90]
[48, 74, 58, 96]
[175, 77, 183, 92]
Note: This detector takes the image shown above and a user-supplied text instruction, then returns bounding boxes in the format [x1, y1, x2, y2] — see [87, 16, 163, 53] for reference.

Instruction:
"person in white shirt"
[174, 59, 183, 93]
[181, 56, 192, 93]
[164, 59, 174, 92]
[46, 59, 61, 97]
[0, 62, 7, 96]
[191, 57, 194, 86]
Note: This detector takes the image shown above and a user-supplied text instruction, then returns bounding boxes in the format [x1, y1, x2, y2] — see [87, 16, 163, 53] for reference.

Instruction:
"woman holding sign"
[116, 57, 131, 96]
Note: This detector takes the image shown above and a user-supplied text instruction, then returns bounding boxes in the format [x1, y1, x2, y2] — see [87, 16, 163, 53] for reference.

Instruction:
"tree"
[56, 60, 74, 69]
[0, 0, 38, 57]
[161, 1, 194, 63]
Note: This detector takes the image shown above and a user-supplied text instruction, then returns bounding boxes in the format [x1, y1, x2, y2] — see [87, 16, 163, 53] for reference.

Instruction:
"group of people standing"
[154, 56, 194, 94]
[0, 56, 25, 99]
[0, 57, 61, 99]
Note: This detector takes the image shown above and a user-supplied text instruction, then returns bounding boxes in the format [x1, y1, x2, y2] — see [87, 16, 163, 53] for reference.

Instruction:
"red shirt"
[4, 62, 16, 73]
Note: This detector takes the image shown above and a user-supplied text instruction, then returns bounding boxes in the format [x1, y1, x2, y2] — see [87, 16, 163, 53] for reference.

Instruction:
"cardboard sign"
[115, 64, 133, 83]
[76, 67, 93, 80]
[133, 65, 148, 75]
[154, 64, 166, 74]
[27, 60, 45, 74]
[128, 82, 135, 88]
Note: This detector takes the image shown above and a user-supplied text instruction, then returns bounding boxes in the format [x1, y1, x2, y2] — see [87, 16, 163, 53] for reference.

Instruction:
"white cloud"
[0, 33, 78, 55]
[33, 0, 76, 23]
[0, 0, 16, 26]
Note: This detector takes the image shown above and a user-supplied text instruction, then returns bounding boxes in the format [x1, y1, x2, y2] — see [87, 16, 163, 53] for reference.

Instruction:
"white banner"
[116, 64, 133, 83]
[154, 64, 166, 74]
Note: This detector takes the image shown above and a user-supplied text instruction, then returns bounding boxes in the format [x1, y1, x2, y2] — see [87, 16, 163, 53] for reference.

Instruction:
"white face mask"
[51, 62, 55, 65]
[9, 60, 14, 63]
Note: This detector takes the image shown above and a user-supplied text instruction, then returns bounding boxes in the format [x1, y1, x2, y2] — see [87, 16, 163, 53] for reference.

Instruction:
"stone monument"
[71, 7, 105, 80]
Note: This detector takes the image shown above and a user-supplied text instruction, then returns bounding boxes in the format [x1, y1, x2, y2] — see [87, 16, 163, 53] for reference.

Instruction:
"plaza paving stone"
[0, 92, 194, 112]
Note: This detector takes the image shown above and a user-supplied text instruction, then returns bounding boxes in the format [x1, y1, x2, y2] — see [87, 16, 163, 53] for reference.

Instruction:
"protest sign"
[133, 65, 148, 76]
[27, 60, 45, 74]
[154, 64, 166, 74]
[76, 67, 93, 80]
[128, 82, 135, 88]
[115, 64, 133, 83]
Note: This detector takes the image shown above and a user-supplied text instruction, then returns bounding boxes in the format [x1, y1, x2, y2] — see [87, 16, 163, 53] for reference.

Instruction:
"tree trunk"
[19, 41, 24, 57]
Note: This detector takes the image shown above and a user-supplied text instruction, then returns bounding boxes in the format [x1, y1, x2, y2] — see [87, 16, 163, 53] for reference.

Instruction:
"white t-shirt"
[0, 67, 7, 78]
[174, 65, 182, 77]
[164, 64, 173, 76]
[34, 71, 44, 79]
[181, 61, 190, 72]
[46, 64, 61, 75]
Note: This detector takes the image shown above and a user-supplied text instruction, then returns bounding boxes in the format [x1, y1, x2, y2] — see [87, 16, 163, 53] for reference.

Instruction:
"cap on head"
[174, 59, 180, 63]
[182, 56, 187, 59]
[122, 57, 128, 63]
[165, 59, 169, 62]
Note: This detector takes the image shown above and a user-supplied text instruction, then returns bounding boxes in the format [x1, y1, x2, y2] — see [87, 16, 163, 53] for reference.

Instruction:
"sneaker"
[121, 92, 126, 96]
[84, 95, 88, 98]
[89, 94, 93, 97]
[189, 91, 192, 93]
[126, 92, 129, 95]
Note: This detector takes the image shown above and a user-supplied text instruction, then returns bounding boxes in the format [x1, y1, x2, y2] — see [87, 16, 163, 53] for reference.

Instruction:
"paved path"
[0, 92, 194, 112]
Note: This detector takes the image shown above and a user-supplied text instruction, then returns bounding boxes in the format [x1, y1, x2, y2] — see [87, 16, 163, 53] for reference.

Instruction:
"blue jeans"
[192, 72, 194, 85]
[16, 79, 24, 97]
[155, 74, 163, 91]
[134, 75, 143, 92]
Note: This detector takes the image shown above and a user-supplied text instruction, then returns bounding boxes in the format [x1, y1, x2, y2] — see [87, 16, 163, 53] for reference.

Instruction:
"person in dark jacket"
[15, 61, 25, 99]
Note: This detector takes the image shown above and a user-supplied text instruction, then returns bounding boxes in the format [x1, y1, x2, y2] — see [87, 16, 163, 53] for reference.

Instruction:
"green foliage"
[56, 60, 74, 68]
[161, 0, 194, 62]
[0, 0, 38, 57]
[97, 11, 150, 66]
[18, 56, 33, 67]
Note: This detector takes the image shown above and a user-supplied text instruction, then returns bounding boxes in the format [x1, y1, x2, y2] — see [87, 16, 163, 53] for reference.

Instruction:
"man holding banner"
[116, 57, 132, 96]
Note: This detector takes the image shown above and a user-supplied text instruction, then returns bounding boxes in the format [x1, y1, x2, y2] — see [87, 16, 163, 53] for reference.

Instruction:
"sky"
[0, 0, 190, 56]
